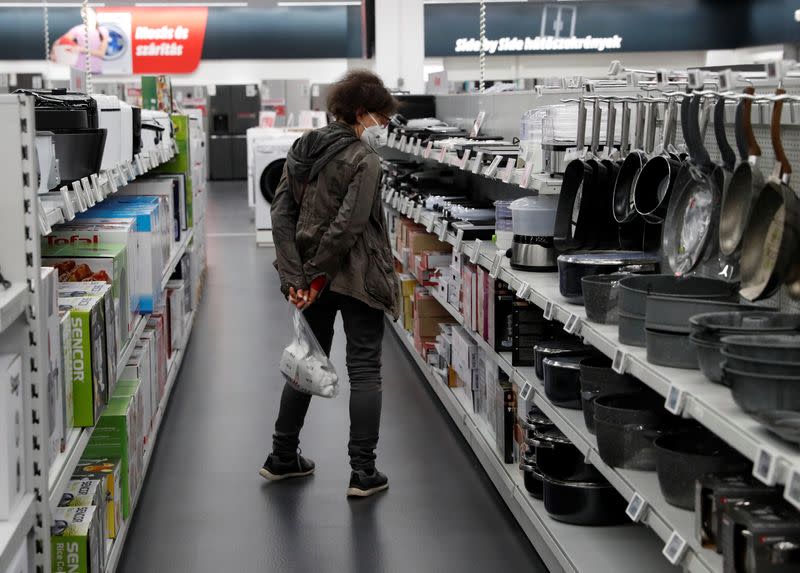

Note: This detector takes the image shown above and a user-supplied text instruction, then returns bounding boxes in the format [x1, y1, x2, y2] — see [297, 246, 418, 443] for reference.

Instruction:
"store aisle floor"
[117, 181, 546, 573]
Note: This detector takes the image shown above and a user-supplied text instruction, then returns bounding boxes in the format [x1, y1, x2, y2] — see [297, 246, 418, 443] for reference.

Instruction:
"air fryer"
[260, 159, 286, 204]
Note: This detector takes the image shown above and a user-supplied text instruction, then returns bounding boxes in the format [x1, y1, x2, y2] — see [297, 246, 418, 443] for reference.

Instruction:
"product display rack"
[385, 188, 799, 572]
[161, 230, 195, 291]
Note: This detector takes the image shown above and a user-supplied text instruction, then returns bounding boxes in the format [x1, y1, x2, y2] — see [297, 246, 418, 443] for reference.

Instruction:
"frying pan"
[719, 87, 765, 257]
[585, 99, 614, 250]
[712, 93, 737, 194]
[740, 89, 800, 301]
[600, 100, 623, 248]
[555, 99, 607, 252]
[633, 96, 681, 223]
[662, 93, 722, 276]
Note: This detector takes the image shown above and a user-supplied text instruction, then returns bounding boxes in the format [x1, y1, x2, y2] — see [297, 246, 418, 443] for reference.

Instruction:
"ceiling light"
[277, 2, 361, 6]
[0, 2, 105, 6]
[133, 2, 248, 5]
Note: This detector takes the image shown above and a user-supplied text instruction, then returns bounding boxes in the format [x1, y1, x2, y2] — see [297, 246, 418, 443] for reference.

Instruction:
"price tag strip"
[415, 139, 423, 156]
[519, 163, 534, 189]
[519, 381, 533, 401]
[472, 151, 485, 175]
[753, 447, 778, 485]
[388, 132, 397, 148]
[414, 205, 423, 224]
[625, 493, 648, 523]
[59, 187, 76, 219]
[518, 282, 532, 301]
[460, 149, 471, 170]
[470, 239, 482, 264]
[453, 228, 465, 253]
[438, 146, 448, 163]
[563, 314, 581, 335]
[489, 251, 504, 279]
[424, 141, 433, 159]
[664, 385, 686, 416]
[485, 155, 503, 178]
[438, 222, 448, 242]
[501, 158, 515, 183]
[426, 216, 436, 234]
[72, 181, 88, 211]
[37, 198, 52, 236]
[662, 532, 688, 565]
[542, 300, 554, 319]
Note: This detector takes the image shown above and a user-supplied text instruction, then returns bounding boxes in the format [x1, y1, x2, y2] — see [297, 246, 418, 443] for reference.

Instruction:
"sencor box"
[50, 505, 104, 573]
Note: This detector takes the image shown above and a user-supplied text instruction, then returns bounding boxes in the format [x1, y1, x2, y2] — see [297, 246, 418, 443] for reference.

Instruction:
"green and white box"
[72, 458, 122, 541]
[51, 505, 104, 573]
[58, 478, 108, 541]
[124, 344, 154, 439]
[58, 297, 108, 427]
[59, 312, 74, 431]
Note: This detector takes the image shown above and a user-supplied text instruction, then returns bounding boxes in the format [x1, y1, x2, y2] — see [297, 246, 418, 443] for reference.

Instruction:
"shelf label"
[414, 205, 423, 224]
[90, 174, 103, 199]
[136, 155, 145, 174]
[520, 163, 534, 189]
[662, 531, 688, 565]
[543, 300, 554, 319]
[388, 132, 397, 148]
[470, 239, 482, 264]
[107, 170, 118, 194]
[518, 282, 532, 300]
[438, 146, 448, 163]
[415, 139, 423, 156]
[753, 447, 778, 485]
[626, 493, 648, 523]
[460, 149, 472, 170]
[519, 381, 533, 400]
[485, 155, 503, 178]
[59, 187, 75, 219]
[563, 314, 581, 335]
[612, 349, 627, 374]
[399, 135, 408, 152]
[501, 158, 515, 183]
[424, 141, 433, 159]
[409, 137, 417, 154]
[472, 151, 485, 174]
[438, 222, 448, 242]
[665, 385, 686, 415]
[784, 468, 800, 511]
[426, 217, 436, 234]
[454, 229, 465, 253]
[489, 251, 504, 279]
[72, 181, 87, 211]
[37, 198, 52, 236]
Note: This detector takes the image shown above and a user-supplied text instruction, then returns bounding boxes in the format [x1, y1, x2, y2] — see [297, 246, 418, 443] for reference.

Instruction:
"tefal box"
[50, 505, 104, 573]
[58, 297, 108, 427]
[41, 268, 64, 464]
[44, 218, 140, 325]
[72, 458, 122, 540]
[43, 242, 130, 353]
[0, 354, 25, 520]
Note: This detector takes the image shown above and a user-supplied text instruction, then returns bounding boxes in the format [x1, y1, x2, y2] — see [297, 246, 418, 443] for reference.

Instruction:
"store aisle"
[117, 182, 545, 573]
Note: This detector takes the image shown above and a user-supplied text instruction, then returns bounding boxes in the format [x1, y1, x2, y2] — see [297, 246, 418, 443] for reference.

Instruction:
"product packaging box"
[76, 197, 165, 312]
[84, 393, 141, 521]
[45, 218, 140, 329]
[43, 242, 130, 353]
[451, 327, 478, 384]
[146, 315, 168, 401]
[0, 354, 25, 520]
[140, 333, 159, 426]
[58, 479, 108, 540]
[59, 313, 74, 431]
[165, 281, 186, 352]
[407, 229, 450, 256]
[58, 283, 118, 390]
[154, 114, 195, 227]
[42, 268, 64, 463]
[494, 380, 517, 464]
[118, 178, 179, 244]
[123, 345, 154, 438]
[58, 297, 108, 427]
[72, 458, 122, 540]
[477, 267, 490, 341]
[399, 275, 417, 332]
[50, 506, 104, 573]
[112, 380, 145, 478]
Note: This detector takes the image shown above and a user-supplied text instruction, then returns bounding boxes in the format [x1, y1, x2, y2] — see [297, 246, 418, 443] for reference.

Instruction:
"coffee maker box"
[0, 354, 25, 520]
[50, 505, 104, 573]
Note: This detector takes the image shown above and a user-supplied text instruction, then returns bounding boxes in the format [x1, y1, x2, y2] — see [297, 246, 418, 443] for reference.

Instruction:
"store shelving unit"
[0, 284, 29, 335]
[385, 183, 800, 571]
[161, 229, 195, 290]
[0, 495, 35, 571]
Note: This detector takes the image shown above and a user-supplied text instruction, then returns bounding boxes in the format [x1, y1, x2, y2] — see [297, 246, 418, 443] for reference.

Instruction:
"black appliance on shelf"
[209, 84, 260, 180]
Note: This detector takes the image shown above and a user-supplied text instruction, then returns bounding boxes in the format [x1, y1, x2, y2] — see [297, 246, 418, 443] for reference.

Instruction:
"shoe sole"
[346, 483, 389, 498]
[259, 468, 315, 482]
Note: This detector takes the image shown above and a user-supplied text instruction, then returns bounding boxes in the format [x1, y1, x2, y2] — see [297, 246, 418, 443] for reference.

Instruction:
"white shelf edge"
[0, 494, 35, 571]
[161, 230, 194, 291]
[104, 309, 197, 573]
[48, 427, 94, 509]
[0, 283, 28, 336]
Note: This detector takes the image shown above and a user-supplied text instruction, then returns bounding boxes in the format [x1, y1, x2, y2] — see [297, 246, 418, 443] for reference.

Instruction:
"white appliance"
[92, 94, 123, 171]
[246, 127, 301, 246]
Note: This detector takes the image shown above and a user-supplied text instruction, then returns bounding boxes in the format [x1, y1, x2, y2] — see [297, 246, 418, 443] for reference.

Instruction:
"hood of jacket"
[285, 121, 360, 184]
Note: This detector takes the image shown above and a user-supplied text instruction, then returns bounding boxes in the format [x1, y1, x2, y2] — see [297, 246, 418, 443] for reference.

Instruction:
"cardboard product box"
[413, 290, 450, 319]
[118, 178, 180, 243]
[447, 366, 459, 388]
[146, 314, 168, 401]
[76, 197, 164, 312]
[4, 538, 28, 573]
[140, 333, 159, 424]
[407, 229, 450, 256]
[420, 250, 453, 270]
[41, 268, 64, 464]
[112, 380, 145, 475]
[58, 297, 108, 427]
[84, 393, 140, 521]
[413, 314, 449, 339]
[43, 242, 129, 355]
[51, 505, 104, 573]
[123, 345, 154, 437]
[44, 218, 140, 326]
[399, 275, 417, 332]
[492, 291, 515, 352]
[0, 355, 24, 520]
[153, 114, 195, 227]
[166, 281, 186, 351]
[59, 313, 74, 431]
[494, 381, 517, 464]
[72, 458, 122, 539]
[58, 283, 118, 390]
[477, 266, 490, 341]
[451, 326, 477, 384]
[57, 479, 108, 541]
[461, 263, 477, 332]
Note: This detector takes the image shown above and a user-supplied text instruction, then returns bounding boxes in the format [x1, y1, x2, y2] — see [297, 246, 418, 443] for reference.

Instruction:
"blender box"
[43, 242, 130, 353]
[123, 344, 154, 439]
[58, 283, 118, 392]
[58, 297, 108, 427]
[72, 458, 122, 540]
[84, 393, 141, 520]
[77, 197, 165, 312]
[59, 313, 74, 431]
[44, 218, 140, 325]
[50, 505, 104, 573]
[0, 354, 24, 520]
[41, 268, 64, 463]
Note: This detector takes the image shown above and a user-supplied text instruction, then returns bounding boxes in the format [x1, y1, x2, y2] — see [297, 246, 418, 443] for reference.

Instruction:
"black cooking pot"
[654, 428, 750, 510]
[543, 355, 585, 409]
[556, 251, 659, 304]
[594, 392, 675, 470]
[527, 426, 602, 482]
[579, 355, 642, 434]
[520, 406, 554, 441]
[542, 474, 629, 526]
[520, 455, 544, 499]
[533, 339, 588, 380]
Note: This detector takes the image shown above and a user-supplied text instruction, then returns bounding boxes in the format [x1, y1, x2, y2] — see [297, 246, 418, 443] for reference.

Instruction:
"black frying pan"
[712, 93, 737, 194]
[719, 86, 765, 257]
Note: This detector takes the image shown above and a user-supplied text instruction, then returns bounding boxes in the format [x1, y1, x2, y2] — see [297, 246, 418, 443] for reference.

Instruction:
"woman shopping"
[262, 70, 400, 497]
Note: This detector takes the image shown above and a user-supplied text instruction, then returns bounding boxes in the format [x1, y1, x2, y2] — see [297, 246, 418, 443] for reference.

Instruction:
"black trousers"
[272, 291, 384, 471]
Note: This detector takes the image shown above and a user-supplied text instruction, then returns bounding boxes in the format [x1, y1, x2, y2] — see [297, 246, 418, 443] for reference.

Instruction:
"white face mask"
[359, 112, 387, 151]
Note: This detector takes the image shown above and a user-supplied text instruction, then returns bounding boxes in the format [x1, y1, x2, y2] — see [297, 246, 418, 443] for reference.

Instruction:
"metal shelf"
[161, 230, 195, 290]
[388, 196, 800, 492]
[48, 427, 94, 509]
[105, 309, 197, 573]
[387, 318, 675, 573]
[0, 494, 35, 571]
[0, 283, 28, 336]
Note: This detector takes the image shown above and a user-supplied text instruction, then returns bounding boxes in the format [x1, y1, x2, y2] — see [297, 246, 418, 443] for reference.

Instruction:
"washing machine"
[247, 127, 302, 246]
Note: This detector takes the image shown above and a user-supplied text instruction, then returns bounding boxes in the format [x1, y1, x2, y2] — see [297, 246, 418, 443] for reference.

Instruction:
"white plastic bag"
[279, 307, 339, 398]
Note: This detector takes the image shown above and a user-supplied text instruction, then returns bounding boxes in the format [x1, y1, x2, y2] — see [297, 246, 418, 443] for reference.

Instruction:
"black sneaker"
[346, 469, 389, 497]
[259, 451, 315, 481]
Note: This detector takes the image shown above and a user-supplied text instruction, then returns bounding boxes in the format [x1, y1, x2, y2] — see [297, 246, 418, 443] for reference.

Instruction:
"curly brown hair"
[327, 70, 397, 124]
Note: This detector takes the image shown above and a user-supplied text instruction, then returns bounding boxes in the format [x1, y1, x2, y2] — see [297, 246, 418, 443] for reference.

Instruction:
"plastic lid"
[511, 195, 560, 212]
[534, 426, 571, 444]
[534, 340, 587, 354]
[557, 251, 660, 266]
[543, 356, 584, 370]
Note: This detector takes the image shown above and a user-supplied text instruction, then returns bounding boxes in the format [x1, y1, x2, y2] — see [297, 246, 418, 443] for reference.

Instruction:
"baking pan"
[654, 428, 749, 510]
[727, 366, 800, 414]
[618, 311, 647, 347]
[619, 274, 739, 317]
[582, 273, 627, 325]
[579, 355, 641, 434]
[689, 310, 794, 341]
[721, 334, 800, 364]
[542, 475, 629, 526]
[543, 356, 585, 409]
[645, 295, 747, 334]
[690, 334, 725, 385]
[645, 328, 699, 369]
[722, 349, 800, 377]
[527, 426, 602, 482]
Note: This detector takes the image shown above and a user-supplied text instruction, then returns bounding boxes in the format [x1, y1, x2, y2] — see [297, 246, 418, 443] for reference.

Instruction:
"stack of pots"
[526, 424, 628, 525]
[578, 355, 642, 434]
[689, 311, 800, 385]
[519, 406, 554, 499]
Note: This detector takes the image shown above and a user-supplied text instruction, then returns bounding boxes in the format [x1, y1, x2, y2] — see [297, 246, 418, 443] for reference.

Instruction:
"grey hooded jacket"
[271, 121, 400, 318]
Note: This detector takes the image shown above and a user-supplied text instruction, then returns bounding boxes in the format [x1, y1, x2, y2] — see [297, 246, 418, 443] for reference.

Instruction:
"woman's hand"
[288, 286, 320, 310]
